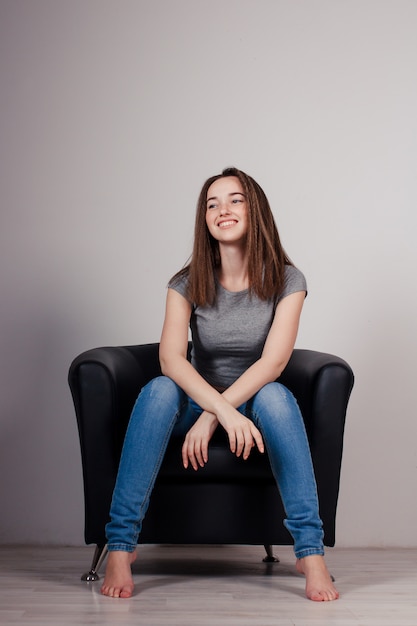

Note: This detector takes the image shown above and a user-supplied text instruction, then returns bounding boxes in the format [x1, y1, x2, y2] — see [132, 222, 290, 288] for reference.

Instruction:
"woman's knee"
[255, 382, 295, 408]
[144, 375, 178, 393]
[141, 375, 183, 403]
[251, 382, 301, 425]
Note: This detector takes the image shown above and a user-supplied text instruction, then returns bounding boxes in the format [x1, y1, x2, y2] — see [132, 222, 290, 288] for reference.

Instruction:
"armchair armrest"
[69, 344, 161, 544]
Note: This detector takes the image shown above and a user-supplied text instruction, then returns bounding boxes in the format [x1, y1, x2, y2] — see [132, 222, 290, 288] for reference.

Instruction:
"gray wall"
[1, 0, 416, 546]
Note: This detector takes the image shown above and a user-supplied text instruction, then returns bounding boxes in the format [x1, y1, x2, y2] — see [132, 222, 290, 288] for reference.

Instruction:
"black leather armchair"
[68, 344, 354, 580]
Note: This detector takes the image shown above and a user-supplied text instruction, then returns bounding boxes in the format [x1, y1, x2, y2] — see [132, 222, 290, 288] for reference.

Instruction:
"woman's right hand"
[182, 411, 219, 470]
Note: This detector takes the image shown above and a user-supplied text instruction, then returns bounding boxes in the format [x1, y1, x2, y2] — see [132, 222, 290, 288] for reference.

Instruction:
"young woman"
[101, 167, 339, 602]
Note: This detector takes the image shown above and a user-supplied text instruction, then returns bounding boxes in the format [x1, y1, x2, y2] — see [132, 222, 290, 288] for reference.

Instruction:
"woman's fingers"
[251, 424, 265, 454]
[227, 421, 264, 460]
[181, 439, 191, 469]
[183, 412, 264, 469]
[182, 433, 209, 471]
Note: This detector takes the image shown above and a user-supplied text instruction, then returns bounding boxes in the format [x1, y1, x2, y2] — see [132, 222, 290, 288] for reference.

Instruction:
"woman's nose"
[219, 203, 230, 215]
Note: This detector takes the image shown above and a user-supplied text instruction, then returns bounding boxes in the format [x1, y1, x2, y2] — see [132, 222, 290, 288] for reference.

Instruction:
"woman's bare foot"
[296, 555, 339, 601]
[100, 550, 137, 598]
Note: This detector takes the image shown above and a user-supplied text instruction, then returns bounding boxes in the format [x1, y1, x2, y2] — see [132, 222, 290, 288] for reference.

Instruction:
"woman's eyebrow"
[206, 192, 245, 204]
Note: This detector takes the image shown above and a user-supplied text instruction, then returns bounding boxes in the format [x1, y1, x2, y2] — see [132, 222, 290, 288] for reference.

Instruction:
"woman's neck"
[217, 244, 249, 292]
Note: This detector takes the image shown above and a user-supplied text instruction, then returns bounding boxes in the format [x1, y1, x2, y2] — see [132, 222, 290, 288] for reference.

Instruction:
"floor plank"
[0, 545, 416, 625]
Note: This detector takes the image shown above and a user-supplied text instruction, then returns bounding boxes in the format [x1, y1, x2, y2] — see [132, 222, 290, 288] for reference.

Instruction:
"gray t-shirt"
[168, 265, 307, 389]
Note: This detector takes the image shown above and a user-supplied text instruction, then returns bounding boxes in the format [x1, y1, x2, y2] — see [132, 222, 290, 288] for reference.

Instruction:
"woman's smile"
[218, 219, 238, 229]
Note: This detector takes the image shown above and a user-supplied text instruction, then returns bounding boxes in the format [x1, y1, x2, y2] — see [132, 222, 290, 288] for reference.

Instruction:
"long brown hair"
[174, 167, 293, 306]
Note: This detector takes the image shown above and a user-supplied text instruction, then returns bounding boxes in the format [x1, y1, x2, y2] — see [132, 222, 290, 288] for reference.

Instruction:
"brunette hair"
[174, 167, 293, 306]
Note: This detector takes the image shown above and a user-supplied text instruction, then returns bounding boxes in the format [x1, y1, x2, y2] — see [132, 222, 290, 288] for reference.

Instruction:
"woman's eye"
[232, 198, 243, 204]
[207, 203, 217, 210]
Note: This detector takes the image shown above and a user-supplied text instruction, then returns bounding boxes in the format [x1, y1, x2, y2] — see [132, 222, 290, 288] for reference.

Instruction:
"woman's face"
[205, 176, 248, 245]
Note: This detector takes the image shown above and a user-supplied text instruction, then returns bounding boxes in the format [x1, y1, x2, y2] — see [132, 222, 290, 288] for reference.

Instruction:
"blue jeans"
[106, 376, 324, 560]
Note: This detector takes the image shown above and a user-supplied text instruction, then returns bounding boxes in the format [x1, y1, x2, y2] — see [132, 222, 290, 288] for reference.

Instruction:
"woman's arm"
[222, 290, 306, 408]
[159, 288, 226, 413]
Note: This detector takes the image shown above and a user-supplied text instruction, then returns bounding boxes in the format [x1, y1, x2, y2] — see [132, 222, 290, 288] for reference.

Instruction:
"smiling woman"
[181, 167, 293, 307]
[101, 167, 339, 602]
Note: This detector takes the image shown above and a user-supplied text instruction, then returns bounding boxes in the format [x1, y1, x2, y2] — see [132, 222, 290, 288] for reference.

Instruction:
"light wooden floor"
[0, 545, 416, 625]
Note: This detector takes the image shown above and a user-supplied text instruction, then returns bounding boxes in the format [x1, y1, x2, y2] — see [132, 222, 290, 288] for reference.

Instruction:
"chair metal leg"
[263, 544, 279, 563]
[81, 544, 108, 581]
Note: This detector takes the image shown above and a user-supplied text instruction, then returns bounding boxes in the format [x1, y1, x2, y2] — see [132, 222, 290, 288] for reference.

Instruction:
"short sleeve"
[278, 265, 307, 302]
[167, 270, 191, 301]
